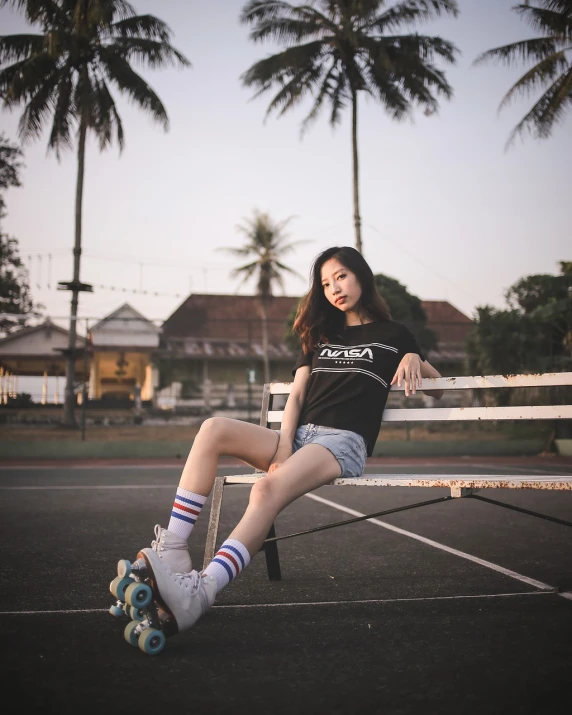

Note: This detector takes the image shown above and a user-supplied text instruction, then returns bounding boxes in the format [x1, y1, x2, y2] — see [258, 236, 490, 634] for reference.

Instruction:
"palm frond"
[16, 68, 60, 143]
[505, 64, 572, 148]
[299, 59, 339, 132]
[273, 260, 304, 280]
[47, 72, 74, 156]
[216, 246, 255, 257]
[498, 49, 569, 111]
[0, 34, 45, 63]
[112, 14, 171, 43]
[230, 261, 260, 286]
[89, 75, 124, 151]
[474, 37, 560, 67]
[98, 49, 168, 128]
[240, 0, 299, 25]
[367, 0, 459, 33]
[514, 4, 572, 38]
[108, 37, 190, 69]
[241, 0, 337, 36]
[329, 71, 348, 124]
[242, 40, 328, 118]
[359, 33, 455, 114]
[0, 0, 64, 26]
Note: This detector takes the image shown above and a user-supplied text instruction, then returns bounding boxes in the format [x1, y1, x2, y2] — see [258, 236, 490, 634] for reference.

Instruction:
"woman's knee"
[249, 477, 279, 509]
[197, 416, 231, 442]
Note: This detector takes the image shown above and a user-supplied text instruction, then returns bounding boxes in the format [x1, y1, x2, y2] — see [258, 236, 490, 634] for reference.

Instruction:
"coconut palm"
[220, 209, 305, 384]
[474, 0, 572, 147]
[240, 0, 458, 254]
[0, 0, 190, 426]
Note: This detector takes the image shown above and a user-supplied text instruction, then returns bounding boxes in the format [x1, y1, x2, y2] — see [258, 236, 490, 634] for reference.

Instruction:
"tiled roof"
[162, 294, 300, 341]
[161, 294, 473, 359]
[166, 337, 294, 360]
[421, 300, 473, 344]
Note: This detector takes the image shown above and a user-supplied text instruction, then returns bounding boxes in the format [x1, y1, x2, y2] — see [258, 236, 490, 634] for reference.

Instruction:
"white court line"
[0, 464, 184, 471]
[0, 591, 555, 615]
[305, 493, 566, 597]
[0, 485, 178, 490]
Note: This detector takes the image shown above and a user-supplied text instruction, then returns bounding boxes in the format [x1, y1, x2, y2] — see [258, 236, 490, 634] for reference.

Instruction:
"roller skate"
[109, 524, 191, 616]
[109, 556, 177, 655]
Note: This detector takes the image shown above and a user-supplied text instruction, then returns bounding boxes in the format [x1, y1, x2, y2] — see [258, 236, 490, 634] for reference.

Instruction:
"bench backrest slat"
[266, 404, 572, 425]
[269, 372, 572, 395]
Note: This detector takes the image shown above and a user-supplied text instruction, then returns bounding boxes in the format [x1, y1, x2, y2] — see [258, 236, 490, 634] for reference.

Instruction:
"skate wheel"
[138, 628, 165, 655]
[109, 604, 124, 618]
[125, 581, 152, 608]
[110, 576, 132, 600]
[125, 604, 146, 622]
[117, 559, 132, 578]
[124, 620, 140, 647]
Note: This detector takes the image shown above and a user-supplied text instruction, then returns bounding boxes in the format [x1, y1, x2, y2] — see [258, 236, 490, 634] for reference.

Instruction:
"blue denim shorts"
[276, 423, 367, 478]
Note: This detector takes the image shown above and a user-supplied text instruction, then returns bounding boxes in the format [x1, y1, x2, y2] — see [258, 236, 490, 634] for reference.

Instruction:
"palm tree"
[220, 209, 305, 384]
[240, 0, 458, 254]
[0, 0, 190, 426]
[474, 0, 572, 148]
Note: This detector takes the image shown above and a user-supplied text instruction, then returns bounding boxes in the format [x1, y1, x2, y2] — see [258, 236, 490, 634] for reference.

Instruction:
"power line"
[365, 222, 481, 306]
[91, 283, 182, 299]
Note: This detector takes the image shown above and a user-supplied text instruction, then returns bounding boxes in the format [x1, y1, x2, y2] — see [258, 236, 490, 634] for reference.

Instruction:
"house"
[0, 296, 474, 408]
[88, 303, 160, 401]
[0, 319, 85, 403]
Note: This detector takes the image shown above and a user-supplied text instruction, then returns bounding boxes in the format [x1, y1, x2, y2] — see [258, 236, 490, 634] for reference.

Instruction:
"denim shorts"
[276, 423, 367, 478]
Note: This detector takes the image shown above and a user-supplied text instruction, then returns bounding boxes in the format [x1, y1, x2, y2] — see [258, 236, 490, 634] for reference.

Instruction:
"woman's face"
[320, 257, 362, 314]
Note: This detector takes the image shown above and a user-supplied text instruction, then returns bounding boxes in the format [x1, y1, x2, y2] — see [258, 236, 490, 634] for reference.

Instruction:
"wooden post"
[42, 369, 48, 405]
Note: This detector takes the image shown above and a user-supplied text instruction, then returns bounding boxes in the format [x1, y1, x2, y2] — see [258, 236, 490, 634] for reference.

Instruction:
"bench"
[203, 372, 572, 580]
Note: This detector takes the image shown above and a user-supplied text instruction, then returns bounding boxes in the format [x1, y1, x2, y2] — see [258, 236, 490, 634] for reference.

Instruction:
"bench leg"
[203, 476, 225, 570]
[450, 487, 480, 498]
[263, 523, 282, 581]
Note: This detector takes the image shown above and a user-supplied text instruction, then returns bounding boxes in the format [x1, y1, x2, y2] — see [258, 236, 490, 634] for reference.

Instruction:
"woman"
[131, 246, 443, 634]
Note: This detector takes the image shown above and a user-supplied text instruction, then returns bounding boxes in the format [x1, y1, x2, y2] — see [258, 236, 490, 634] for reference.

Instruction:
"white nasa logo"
[320, 347, 373, 359]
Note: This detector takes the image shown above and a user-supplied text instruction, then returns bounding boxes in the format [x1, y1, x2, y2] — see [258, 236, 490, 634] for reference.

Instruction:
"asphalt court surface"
[2, 457, 572, 715]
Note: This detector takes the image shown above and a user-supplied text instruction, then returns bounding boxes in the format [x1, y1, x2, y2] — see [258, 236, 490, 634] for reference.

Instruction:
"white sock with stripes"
[203, 538, 251, 593]
[168, 488, 207, 540]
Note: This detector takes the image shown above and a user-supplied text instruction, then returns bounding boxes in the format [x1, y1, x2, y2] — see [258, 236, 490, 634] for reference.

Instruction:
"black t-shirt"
[293, 320, 425, 456]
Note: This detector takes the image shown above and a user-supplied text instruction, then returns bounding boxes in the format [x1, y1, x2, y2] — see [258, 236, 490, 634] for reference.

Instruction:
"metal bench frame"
[203, 372, 572, 580]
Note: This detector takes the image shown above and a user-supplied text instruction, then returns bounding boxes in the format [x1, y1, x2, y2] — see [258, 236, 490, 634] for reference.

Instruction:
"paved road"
[2, 457, 571, 715]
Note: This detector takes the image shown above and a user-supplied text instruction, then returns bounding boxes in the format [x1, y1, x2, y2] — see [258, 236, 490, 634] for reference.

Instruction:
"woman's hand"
[267, 444, 293, 474]
[391, 353, 423, 397]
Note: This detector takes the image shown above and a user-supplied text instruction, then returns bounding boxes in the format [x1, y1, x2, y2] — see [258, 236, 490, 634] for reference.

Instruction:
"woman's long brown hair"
[293, 246, 392, 354]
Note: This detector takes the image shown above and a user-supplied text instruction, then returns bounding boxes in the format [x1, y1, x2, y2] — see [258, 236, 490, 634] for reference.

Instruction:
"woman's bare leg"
[227, 443, 342, 555]
[178, 417, 280, 496]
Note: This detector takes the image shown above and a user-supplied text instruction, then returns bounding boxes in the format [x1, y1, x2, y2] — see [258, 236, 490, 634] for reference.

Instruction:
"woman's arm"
[420, 360, 444, 399]
[267, 365, 311, 473]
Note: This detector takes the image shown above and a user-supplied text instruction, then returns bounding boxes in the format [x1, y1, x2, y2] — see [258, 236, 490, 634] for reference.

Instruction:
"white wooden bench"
[203, 373, 572, 579]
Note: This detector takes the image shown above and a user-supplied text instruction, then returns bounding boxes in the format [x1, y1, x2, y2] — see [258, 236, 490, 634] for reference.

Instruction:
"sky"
[1, 0, 571, 335]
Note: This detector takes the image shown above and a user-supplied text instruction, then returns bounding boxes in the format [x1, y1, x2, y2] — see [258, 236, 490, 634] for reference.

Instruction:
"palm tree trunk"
[260, 300, 270, 385]
[351, 88, 363, 254]
[62, 117, 87, 427]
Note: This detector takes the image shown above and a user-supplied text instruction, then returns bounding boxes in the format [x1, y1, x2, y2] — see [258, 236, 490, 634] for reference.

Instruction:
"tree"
[0, 132, 23, 219]
[474, 0, 572, 147]
[467, 265, 572, 427]
[469, 266, 572, 374]
[240, 0, 458, 254]
[220, 209, 305, 383]
[0, 133, 38, 334]
[374, 273, 437, 352]
[0, 234, 40, 335]
[0, 0, 190, 426]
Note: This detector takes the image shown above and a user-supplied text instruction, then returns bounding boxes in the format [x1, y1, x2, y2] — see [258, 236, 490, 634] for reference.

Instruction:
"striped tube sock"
[203, 539, 251, 593]
[168, 488, 207, 540]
